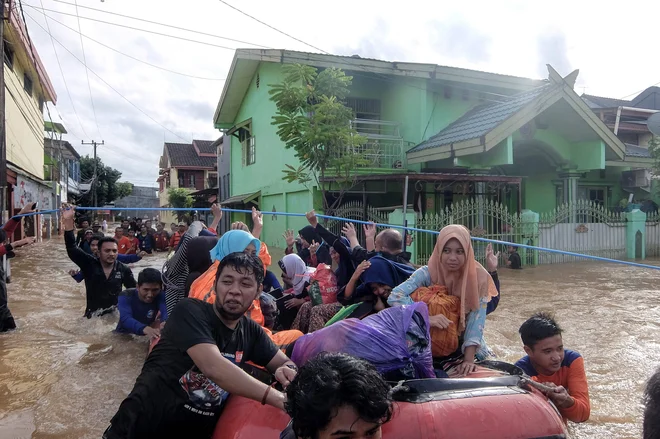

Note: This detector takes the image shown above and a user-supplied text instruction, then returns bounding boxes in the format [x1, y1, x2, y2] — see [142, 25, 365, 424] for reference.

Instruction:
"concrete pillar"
[624, 209, 646, 259]
[521, 209, 540, 265]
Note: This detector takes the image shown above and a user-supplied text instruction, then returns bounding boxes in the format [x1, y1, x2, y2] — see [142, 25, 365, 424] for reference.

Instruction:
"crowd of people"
[2, 201, 659, 439]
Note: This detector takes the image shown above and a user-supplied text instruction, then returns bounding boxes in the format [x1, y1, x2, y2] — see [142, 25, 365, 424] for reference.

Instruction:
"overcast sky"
[22, 0, 660, 187]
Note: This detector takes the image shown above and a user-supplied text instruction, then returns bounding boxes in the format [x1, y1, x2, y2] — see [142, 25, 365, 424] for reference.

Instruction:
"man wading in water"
[62, 205, 136, 318]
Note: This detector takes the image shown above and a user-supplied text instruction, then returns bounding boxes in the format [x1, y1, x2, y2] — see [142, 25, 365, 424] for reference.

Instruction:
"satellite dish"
[648, 112, 660, 136]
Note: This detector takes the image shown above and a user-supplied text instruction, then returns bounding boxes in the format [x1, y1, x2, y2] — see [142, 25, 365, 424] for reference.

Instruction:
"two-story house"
[581, 87, 660, 210]
[44, 121, 80, 234]
[157, 140, 217, 225]
[213, 49, 655, 250]
[4, 6, 57, 230]
[114, 186, 160, 220]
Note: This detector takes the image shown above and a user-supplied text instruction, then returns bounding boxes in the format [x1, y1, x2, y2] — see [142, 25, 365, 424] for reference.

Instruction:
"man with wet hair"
[63, 205, 136, 318]
[644, 367, 660, 439]
[69, 235, 145, 283]
[104, 252, 298, 439]
[281, 352, 393, 439]
[116, 268, 167, 337]
[515, 312, 590, 423]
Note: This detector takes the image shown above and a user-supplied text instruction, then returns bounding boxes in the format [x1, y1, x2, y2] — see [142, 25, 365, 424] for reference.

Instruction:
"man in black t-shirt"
[507, 245, 522, 269]
[103, 252, 298, 439]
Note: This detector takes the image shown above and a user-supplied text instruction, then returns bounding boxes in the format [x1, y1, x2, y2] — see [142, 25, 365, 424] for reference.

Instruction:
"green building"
[213, 49, 655, 256]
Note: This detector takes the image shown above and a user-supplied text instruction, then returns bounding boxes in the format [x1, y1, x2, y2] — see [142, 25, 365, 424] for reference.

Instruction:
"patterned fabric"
[163, 221, 203, 316]
[411, 285, 461, 357]
[389, 266, 490, 359]
[291, 302, 342, 334]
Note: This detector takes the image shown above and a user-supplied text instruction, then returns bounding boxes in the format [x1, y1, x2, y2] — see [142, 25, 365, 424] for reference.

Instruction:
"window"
[3, 43, 13, 70]
[238, 127, 255, 166]
[24, 74, 33, 96]
[346, 98, 382, 134]
[189, 173, 196, 188]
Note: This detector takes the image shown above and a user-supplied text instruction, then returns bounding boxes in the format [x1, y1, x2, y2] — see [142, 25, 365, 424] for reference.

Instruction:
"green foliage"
[269, 64, 367, 211]
[649, 135, 660, 174]
[116, 182, 134, 200]
[167, 187, 193, 221]
[77, 155, 131, 206]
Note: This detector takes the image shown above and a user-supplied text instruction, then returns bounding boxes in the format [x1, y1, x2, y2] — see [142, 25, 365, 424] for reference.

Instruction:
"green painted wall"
[230, 63, 309, 199]
[286, 190, 312, 236]
[524, 173, 557, 213]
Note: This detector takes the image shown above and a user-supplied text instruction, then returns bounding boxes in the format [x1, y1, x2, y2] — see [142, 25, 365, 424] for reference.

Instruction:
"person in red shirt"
[116, 227, 132, 255]
[169, 222, 186, 250]
[125, 229, 140, 255]
[153, 222, 170, 252]
[515, 312, 590, 423]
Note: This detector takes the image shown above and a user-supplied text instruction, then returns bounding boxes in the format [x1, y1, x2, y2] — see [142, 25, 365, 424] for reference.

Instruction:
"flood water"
[0, 236, 659, 438]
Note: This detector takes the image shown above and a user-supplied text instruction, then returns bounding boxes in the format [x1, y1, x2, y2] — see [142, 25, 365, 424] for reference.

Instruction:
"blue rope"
[10, 206, 660, 271]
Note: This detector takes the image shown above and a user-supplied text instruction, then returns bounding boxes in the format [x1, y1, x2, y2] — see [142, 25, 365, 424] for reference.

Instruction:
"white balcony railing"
[335, 119, 405, 169]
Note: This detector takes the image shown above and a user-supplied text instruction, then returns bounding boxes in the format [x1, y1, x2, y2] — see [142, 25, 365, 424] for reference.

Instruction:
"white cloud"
[21, 0, 660, 186]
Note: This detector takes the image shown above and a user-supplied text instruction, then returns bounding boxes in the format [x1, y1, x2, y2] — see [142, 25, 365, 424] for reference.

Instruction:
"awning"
[220, 191, 260, 206]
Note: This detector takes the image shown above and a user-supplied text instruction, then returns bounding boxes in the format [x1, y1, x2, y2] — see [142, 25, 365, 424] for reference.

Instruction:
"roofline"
[408, 71, 627, 164]
[213, 49, 546, 128]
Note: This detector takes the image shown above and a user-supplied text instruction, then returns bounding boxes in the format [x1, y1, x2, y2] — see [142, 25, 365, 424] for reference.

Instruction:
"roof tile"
[165, 142, 216, 168]
[409, 84, 554, 154]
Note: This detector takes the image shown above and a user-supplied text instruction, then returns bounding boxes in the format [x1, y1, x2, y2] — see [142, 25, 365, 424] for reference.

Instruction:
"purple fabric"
[291, 302, 434, 379]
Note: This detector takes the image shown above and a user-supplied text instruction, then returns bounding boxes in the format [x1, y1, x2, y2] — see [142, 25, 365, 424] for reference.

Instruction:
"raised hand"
[283, 230, 295, 248]
[363, 222, 377, 239]
[251, 207, 263, 227]
[61, 203, 76, 220]
[306, 210, 319, 228]
[308, 240, 320, 255]
[342, 223, 357, 240]
[211, 203, 223, 219]
[486, 243, 500, 272]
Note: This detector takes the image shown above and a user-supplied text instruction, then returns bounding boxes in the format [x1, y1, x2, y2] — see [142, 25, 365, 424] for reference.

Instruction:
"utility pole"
[81, 140, 103, 218]
[0, 1, 7, 223]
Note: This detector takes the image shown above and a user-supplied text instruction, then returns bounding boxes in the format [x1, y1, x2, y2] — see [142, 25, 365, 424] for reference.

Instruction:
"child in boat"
[388, 224, 498, 376]
[644, 367, 660, 439]
[115, 268, 167, 338]
[281, 352, 393, 439]
[515, 312, 590, 423]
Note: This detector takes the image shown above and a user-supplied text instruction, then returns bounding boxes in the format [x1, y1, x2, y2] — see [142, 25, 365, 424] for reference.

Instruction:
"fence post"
[521, 209, 540, 265]
[624, 209, 646, 259]
[388, 208, 417, 264]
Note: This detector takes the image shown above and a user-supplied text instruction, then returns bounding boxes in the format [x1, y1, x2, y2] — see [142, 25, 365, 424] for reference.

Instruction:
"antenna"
[647, 112, 660, 136]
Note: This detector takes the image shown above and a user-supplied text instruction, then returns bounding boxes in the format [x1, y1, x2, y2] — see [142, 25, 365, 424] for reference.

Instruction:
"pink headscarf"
[427, 225, 497, 331]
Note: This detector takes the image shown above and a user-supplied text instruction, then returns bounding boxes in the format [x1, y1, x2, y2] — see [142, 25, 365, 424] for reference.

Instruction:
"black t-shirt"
[105, 299, 278, 439]
[509, 252, 522, 269]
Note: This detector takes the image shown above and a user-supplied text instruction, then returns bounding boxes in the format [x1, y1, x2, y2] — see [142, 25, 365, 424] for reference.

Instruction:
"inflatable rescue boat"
[214, 362, 568, 439]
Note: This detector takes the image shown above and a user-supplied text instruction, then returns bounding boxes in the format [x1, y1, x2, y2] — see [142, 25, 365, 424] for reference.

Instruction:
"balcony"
[333, 119, 406, 171]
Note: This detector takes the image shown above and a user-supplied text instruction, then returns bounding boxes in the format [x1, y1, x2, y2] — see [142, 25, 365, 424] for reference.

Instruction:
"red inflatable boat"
[213, 364, 568, 439]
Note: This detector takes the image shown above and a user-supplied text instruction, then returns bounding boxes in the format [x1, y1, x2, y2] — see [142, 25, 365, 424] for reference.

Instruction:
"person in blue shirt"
[115, 268, 167, 337]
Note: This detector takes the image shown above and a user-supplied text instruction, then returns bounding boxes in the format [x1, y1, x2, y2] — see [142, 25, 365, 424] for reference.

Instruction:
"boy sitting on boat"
[515, 312, 591, 423]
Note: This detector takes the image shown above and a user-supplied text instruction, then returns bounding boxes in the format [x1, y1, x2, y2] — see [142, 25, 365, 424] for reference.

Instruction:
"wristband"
[261, 385, 271, 405]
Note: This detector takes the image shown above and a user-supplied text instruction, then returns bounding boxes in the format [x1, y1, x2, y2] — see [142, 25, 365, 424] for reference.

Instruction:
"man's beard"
[214, 300, 247, 321]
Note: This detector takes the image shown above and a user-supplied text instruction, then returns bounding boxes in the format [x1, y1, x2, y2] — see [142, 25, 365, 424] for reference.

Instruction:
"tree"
[648, 135, 660, 176]
[167, 187, 193, 221]
[76, 156, 133, 206]
[269, 64, 369, 213]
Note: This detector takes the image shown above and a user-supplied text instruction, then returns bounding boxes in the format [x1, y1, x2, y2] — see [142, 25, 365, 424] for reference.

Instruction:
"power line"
[72, 0, 101, 138]
[48, 0, 269, 49]
[37, 0, 89, 138]
[24, 10, 189, 142]
[619, 80, 660, 101]
[24, 4, 246, 51]
[29, 7, 226, 81]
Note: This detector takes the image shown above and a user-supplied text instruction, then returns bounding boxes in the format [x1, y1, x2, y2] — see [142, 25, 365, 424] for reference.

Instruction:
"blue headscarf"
[209, 230, 261, 262]
[360, 255, 414, 288]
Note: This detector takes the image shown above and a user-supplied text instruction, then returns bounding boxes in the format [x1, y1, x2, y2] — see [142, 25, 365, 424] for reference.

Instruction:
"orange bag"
[411, 285, 461, 357]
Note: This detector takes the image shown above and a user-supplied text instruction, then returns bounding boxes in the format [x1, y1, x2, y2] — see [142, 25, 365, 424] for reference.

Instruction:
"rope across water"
[12, 206, 660, 271]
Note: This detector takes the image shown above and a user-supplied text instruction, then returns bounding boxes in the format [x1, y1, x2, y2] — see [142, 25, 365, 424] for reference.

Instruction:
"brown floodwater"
[0, 237, 658, 438]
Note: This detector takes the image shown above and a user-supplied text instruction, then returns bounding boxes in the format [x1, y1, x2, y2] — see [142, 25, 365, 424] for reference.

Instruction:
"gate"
[415, 199, 522, 267]
[538, 200, 626, 264]
[325, 201, 390, 247]
[646, 211, 660, 257]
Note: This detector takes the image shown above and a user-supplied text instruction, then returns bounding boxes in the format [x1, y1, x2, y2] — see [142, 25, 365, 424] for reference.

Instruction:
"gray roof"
[625, 143, 652, 158]
[193, 139, 216, 154]
[581, 94, 631, 109]
[409, 84, 553, 154]
[165, 142, 216, 168]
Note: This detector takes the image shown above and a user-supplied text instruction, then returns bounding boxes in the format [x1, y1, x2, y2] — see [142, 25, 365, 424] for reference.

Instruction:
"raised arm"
[62, 205, 96, 270]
